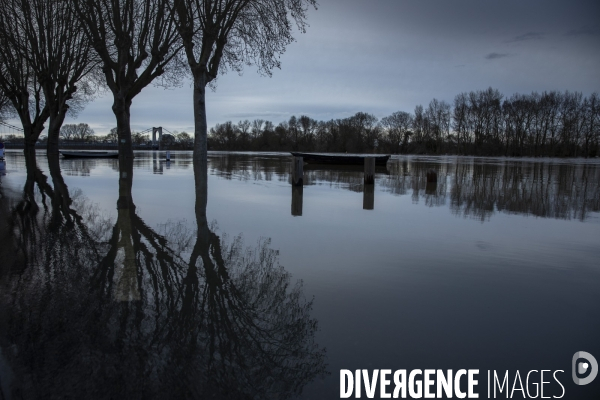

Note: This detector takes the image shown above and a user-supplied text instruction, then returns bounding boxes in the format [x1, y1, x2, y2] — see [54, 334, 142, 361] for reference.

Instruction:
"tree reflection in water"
[382, 158, 600, 221]
[0, 152, 327, 399]
[204, 154, 599, 221]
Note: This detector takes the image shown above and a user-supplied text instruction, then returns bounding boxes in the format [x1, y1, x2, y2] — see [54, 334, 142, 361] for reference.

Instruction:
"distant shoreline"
[3, 147, 599, 160]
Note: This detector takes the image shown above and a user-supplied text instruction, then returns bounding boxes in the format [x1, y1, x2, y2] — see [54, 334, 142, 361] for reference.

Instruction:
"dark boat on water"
[60, 150, 119, 159]
[290, 152, 390, 166]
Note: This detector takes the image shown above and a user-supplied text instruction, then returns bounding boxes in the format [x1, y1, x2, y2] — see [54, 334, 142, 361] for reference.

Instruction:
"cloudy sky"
[61, 0, 600, 136]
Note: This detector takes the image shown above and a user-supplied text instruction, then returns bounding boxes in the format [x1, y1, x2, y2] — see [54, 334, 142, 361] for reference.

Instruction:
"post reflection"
[0, 152, 327, 399]
[363, 184, 374, 210]
[39, 153, 598, 221]
[292, 185, 303, 216]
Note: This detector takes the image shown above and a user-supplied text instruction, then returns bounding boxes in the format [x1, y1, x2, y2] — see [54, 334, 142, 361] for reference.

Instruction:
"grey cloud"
[507, 32, 544, 42]
[565, 26, 600, 36]
[485, 53, 509, 60]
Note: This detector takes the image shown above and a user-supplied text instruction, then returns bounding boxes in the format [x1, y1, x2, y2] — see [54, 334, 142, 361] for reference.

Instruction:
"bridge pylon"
[152, 127, 163, 150]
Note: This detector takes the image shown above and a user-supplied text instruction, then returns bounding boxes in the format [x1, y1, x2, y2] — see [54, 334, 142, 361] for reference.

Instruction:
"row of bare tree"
[0, 0, 316, 164]
[1, 0, 596, 158]
[451, 88, 600, 157]
[208, 88, 600, 157]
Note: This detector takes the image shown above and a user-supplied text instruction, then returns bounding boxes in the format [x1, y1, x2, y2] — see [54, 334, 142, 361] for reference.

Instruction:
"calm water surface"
[0, 150, 599, 399]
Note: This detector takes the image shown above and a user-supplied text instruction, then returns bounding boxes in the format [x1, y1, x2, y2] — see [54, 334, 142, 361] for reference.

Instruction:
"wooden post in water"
[292, 156, 304, 186]
[291, 185, 303, 216]
[364, 157, 375, 184]
[363, 183, 374, 210]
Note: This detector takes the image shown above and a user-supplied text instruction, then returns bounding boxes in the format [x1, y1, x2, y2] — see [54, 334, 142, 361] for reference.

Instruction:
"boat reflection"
[0, 152, 327, 399]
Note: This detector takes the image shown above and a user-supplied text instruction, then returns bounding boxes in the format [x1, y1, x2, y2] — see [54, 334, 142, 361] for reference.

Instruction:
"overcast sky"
[60, 0, 600, 135]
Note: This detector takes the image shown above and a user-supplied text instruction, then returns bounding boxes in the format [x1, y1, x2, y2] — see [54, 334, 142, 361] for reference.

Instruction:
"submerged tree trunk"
[23, 130, 39, 152]
[46, 111, 68, 155]
[22, 123, 45, 153]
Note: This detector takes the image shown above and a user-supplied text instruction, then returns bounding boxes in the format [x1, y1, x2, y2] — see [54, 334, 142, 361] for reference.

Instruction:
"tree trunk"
[192, 72, 209, 216]
[23, 130, 38, 152]
[22, 122, 44, 153]
[112, 96, 134, 160]
[46, 111, 68, 155]
[193, 72, 208, 163]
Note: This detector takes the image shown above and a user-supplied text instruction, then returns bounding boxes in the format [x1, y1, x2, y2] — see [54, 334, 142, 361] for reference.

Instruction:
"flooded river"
[0, 151, 599, 399]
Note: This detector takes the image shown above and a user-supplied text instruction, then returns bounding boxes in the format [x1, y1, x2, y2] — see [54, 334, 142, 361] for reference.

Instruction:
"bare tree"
[172, 0, 317, 162]
[288, 116, 300, 150]
[0, 0, 99, 153]
[582, 92, 599, 157]
[210, 121, 239, 149]
[348, 112, 379, 152]
[0, 6, 48, 150]
[452, 93, 470, 154]
[59, 125, 75, 141]
[426, 98, 451, 153]
[381, 111, 414, 154]
[176, 131, 193, 147]
[237, 119, 251, 148]
[132, 131, 149, 145]
[72, 0, 184, 159]
[412, 105, 425, 145]
[251, 119, 264, 141]
[0, 89, 13, 121]
[299, 115, 316, 149]
[60, 123, 95, 141]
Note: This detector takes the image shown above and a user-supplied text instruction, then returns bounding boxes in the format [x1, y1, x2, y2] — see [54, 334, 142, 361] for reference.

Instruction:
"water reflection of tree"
[448, 161, 600, 221]
[205, 154, 600, 221]
[383, 161, 448, 207]
[0, 153, 326, 399]
[381, 159, 600, 221]
[187, 159, 327, 398]
[0, 151, 106, 276]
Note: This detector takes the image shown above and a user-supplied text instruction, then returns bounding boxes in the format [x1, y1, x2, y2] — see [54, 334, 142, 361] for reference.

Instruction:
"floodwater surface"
[0, 150, 599, 399]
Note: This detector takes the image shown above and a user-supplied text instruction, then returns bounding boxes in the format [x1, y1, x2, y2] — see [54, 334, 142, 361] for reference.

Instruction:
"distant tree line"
[208, 88, 600, 157]
[5, 88, 598, 157]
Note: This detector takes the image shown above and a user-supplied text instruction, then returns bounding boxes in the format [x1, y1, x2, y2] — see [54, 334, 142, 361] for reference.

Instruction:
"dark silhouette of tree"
[582, 92, 600, 157]
[60, 123, 95, 141]
[72, 0, 184, 160]
[0, 21, 48, 151]
[426, 98, 452, 153]
[381, 111, 413, 154]
[171, 0, 317, 165]
[0, 89, 12, 121]
[0, 0, 98, 153]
